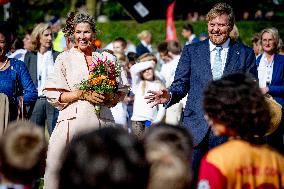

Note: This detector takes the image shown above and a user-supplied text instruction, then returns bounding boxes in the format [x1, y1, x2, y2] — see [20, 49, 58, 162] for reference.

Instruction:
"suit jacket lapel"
[30, 52, 38, 87]
[200, 39, 212, 81]
[271, 54, 280, 85]
[223, 40, 240, 75]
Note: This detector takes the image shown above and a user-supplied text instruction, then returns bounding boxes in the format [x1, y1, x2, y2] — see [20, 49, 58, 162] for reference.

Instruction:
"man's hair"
[0, 121, 47, 184]
[137, 30, 151, 40]
[144, 124, 193, 189]
[113, 37, 127, 48]
[206, 2, 235, 28]
[58, 127, 149, 189]
[203, 73, 271, 143]
[182, 23, 194, 33]
[167, 40, 182, 55]
[157, 41, 168, 54]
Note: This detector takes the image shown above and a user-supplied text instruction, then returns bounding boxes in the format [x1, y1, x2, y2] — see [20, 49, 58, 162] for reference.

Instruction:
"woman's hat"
[264, 95, 282, 136]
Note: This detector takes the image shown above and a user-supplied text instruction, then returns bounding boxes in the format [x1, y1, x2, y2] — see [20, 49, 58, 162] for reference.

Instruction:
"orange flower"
[108, 80, 116, 86]
[100, 75, 107, 80]
[91, 78, 102, 85]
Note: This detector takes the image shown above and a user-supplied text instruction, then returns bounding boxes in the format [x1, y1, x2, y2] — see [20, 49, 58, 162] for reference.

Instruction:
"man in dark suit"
[145, 2, 257, 186]
[24, 23, 60, 135]
[181, 23, 199, 45]
[136, 30, 152, 56]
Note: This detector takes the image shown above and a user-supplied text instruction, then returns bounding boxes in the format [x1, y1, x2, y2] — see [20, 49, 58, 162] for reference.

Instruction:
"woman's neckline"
[0, 58, 10, 72]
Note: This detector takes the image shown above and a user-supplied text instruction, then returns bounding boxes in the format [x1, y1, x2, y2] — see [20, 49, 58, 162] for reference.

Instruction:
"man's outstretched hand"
[144, 89, 171, 107]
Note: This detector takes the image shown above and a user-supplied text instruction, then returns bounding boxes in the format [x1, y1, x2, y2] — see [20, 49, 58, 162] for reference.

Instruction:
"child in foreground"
[198, 73, 284, 189]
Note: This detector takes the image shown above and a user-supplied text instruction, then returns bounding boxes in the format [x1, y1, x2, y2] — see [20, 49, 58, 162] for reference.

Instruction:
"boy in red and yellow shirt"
[198, 73, 284, 189]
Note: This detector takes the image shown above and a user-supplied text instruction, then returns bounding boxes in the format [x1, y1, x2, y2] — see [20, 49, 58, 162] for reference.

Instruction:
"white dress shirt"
[209, 38, 230, 77]
[258, 54, 274, 88]
[37, 50, 54, 96]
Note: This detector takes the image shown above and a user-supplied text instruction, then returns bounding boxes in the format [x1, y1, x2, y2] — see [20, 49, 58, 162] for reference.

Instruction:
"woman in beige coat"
[43, 12, 127, 189]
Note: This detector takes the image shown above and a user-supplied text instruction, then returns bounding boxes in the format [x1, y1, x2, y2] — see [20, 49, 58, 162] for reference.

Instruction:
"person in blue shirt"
[0, 21, 37, 121]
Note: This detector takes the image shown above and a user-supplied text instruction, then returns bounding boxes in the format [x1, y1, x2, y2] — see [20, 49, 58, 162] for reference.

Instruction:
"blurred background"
[0, 0, 283, 47]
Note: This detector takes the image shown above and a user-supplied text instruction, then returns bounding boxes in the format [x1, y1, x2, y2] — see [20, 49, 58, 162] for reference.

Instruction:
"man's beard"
[209, 33, 229, 45]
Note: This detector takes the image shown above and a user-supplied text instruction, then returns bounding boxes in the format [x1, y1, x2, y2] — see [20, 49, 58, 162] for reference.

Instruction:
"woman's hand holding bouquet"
[76, 50, 125, 114]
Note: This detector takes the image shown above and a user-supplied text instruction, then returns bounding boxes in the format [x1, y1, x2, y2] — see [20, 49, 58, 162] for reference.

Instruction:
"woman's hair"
[30, 23, 51, 52]
[137, 53, 157, 63]
[58, 127, 149, 189]
[206, 2, 235, 29]
[137, 30, 151, 41]
[260, 27, 281, 53]
[63, 11, 96, 38]
[203, 73, 271, 143]
[229, 24, 239, 41]
[144, 124, 193, 189]
[0, 121, 47, 184]
[0, 21, 12, 51]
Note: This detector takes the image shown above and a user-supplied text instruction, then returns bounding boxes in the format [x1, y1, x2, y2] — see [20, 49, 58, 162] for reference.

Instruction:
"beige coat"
[43, 47, 125, 189]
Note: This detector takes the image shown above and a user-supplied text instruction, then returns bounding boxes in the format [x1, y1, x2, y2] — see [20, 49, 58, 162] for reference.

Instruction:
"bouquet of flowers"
[77, 50, 121, 114]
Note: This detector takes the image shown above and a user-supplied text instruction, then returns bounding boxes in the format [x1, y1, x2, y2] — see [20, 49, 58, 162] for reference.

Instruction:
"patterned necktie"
[212, 46, 223, 80]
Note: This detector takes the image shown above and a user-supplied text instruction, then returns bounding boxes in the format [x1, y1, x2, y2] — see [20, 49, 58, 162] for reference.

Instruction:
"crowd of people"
[0, 2, 284, 189]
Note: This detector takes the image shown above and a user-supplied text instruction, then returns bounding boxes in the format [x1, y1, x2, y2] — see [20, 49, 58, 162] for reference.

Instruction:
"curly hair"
[63, 11, 96, 37]
[203, 73, 271, 143]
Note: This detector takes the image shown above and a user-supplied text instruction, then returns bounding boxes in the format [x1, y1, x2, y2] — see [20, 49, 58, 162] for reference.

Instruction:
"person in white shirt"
[158, 40, 185, 126]
[130, 54, 165, 139]
[24, 23, 60, 135]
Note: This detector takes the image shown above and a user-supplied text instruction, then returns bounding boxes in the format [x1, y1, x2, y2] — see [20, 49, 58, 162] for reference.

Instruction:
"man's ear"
[228, 25, 234, 33]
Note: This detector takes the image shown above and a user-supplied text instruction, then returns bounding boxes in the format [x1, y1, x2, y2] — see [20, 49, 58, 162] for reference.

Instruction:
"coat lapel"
[223, 40, 240, 75]
[199, 39, 212, 81]
[30, 52, 38, 87]
[271, 54, 280, 85]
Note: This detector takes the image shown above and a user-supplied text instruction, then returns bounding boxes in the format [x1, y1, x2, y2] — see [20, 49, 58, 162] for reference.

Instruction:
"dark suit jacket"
[136, 43, 150, 56]
[24, 50, 60, 87]
[167, 39, 257, 146]
[256, 53, 284, 106]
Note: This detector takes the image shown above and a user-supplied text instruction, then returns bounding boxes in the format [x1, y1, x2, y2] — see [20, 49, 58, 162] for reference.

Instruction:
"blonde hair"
[146, 144, 191, 189]
[260, 27, 281, 53]
[229, 24, 239, 41]
[137, 30, 152, 41]
[30, 23, 51, 52]
[137, 53, 157, 63]
[136, 53, 159, 94]
[206, 3, 235, 28]
[0, 121, 47, 184]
